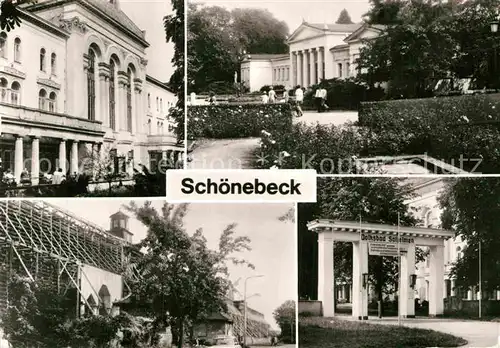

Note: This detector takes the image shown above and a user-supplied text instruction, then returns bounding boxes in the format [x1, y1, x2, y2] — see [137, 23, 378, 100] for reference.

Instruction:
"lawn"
[299, 317, 468, 348]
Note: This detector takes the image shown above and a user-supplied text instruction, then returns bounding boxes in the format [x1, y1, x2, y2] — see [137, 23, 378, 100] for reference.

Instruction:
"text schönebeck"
[181, 178, 302, 195]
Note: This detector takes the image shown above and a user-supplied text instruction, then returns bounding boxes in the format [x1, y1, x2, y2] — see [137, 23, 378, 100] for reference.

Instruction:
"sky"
[120, 0, 174, 82]
[191, 0, 372, 34]
[49, 199, 296, 330]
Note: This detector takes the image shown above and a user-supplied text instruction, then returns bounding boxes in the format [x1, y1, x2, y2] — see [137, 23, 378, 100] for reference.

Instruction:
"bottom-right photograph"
[297, 177, 500, 348]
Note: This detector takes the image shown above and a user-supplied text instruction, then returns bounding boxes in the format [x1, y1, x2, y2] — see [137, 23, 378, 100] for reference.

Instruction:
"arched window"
[456, 246, 462, 260]
[87, 48, 96, 121]
[14, 38, 21, 62]
[126, 68, 132, 132]
[0, 32, 7, 58]
[38, 89, 47, 110]
[40, 48, 46, 71]
[160, 98, 163, 112]
[0, 78, 7, 103]
[156, 97, 159, 111]
[337, 63, 343, 78]
[48, 92, 57, 112]
[98, 285, 111, 315]
[109, 59, 116, 130]
[147, 93, 151, 109]
[11, 82, 20, 105]
[51, 53, 56, 75]
[147, 119, 152, 135]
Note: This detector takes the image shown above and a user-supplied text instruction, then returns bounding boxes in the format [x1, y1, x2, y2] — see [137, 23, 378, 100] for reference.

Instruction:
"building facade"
[240, 21, 385, 91]
[0, 0, 182, 184]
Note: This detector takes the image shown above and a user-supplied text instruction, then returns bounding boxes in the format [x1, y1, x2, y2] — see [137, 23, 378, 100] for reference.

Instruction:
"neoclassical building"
[0, 0, 182, 184]
[240, 21, 384, 92]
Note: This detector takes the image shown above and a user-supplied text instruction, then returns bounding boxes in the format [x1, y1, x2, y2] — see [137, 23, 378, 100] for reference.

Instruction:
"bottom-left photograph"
[0, 199, 296, 348]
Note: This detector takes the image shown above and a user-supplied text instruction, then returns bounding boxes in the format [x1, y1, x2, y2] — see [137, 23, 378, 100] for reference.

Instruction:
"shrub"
[255, 122, 386, 174]
[303, 78, 385, 111]
[359, 94, 500, 172]
[188, 103, 293, 139]
[260, 84, 285, 93]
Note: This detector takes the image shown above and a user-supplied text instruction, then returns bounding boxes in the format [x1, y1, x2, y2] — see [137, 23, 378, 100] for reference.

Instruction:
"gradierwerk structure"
[0, 0, 183, 184]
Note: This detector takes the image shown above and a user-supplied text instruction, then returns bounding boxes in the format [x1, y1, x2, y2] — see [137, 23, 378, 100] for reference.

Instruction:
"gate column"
[318, 232, 334, 317]
[429, 245, 445, 316]
[400, 243, 416, 318]
[352, 240, 368, 320]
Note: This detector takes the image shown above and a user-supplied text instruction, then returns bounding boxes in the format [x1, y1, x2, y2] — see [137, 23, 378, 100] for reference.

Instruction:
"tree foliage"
[298, 178, 424, 312]
[0, 0, 36, 33]
[359, 0, 500, 98]
[272, 300, 295, 343]
[124, 202, 254, 348]
[164, 0, 184, 142]
[187, 4, 289, 92]
[438, 178, 500, 293]
[336, 9, 354, 24]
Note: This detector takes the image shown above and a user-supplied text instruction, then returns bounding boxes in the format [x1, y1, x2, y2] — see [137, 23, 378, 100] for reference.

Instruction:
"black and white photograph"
[0, 199, 296, 348]
[0, 0, 184, 197]
[187, 0, 500, 174]
[298, 177, 500, 348]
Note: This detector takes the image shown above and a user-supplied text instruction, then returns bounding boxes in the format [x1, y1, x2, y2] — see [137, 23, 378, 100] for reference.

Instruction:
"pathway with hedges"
[295, 110, 358, 126]
[188, 138, 260, 169]
[341, 316, 500, 347]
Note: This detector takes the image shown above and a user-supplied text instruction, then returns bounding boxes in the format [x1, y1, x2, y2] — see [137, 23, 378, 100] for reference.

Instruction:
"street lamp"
[491, 15, 500, 90]
[244, 275, 264, 347]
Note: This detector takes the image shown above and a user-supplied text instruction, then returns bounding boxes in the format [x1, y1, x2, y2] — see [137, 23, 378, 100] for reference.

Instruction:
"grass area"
[299, 317, 468, 348]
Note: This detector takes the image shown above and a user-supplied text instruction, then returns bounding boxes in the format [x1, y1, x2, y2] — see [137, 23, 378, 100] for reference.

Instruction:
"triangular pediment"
[287, 23, 325, 43]
[344, 23, 385, 43]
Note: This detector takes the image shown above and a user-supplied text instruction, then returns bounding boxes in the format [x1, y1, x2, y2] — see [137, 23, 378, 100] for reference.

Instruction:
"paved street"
[343, 316, 500, 347]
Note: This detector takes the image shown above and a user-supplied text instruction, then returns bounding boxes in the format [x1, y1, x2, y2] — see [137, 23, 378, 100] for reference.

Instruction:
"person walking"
[208, 92, 217, 105]
[294, 85, 304, 117]
[314, 87, 322, 113]
[268, 86, 276, 103]
[320, 85, 328, 111]
[262, 91, 269, 104]
[283, 88, 289, 103]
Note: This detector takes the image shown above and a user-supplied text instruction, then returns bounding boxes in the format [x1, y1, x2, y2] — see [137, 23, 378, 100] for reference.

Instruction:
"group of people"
[314, 85, 328, 113]
[261, 86, 278, 103]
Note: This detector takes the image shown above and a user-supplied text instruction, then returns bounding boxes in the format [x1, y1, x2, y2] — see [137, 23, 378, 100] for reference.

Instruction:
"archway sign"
[307, 220, 455, 319]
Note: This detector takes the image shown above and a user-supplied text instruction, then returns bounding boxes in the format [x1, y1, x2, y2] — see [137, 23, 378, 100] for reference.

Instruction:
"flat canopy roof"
[308, 219, 455, 240]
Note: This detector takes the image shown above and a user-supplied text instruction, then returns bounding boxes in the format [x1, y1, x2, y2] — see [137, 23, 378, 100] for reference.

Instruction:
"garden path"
[187, 138, 260, 169]
[342, 316, 500, 347]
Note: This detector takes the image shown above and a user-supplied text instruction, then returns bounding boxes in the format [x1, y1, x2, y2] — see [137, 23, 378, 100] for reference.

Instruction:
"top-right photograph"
[187, 0, 498, 174]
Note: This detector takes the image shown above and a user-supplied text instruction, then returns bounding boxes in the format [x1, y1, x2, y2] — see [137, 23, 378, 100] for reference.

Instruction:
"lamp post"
[244, 275, 264, 347]
[362, 273, 368, 321]
[491, 16, 499, 90]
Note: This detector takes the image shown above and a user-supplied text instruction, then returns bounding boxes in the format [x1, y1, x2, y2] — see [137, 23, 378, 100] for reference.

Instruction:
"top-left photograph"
[0, 0, 184, 198]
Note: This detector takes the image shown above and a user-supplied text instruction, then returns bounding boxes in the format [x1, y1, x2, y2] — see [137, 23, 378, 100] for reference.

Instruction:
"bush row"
[188, 103, 293, 139]
[254, 122, 387, 174]
[359, 94, 500, 173]
[303, 78, 385, 111]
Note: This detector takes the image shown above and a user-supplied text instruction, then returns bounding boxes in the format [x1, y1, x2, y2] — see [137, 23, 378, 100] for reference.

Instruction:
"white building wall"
[80, 264, 123, 311]
[248, 60, 273, 92]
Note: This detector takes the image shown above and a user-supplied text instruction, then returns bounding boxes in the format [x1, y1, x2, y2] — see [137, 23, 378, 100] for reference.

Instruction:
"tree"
[187, 5, 289, 92]
[364, 0, 404, 25]
[124, 202, 254, 348]
[438, 178, 500, 294]
[336, 9, 354, 24]
[164, 0, 184, 142]
[298, 178, 424, 314]
[272, 300, 295, 343]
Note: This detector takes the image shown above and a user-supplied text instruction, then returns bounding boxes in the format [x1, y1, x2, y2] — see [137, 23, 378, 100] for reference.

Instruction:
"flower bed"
[359, 94, 500, 173]
[188, 103, 293, 139]
[254, 122, 386, 174]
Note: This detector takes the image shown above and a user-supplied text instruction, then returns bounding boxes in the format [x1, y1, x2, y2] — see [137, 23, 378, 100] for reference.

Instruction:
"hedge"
[188, 103, 293, 139]
[359, 94, 500, 173]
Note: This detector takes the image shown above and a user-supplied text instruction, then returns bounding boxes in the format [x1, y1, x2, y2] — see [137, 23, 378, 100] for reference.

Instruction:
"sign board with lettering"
[361, 233, 415, 244]
[368, 242, 408, 257]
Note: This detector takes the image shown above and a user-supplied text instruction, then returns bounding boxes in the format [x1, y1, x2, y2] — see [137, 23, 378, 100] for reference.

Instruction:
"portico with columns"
[308, 219, 455, 319]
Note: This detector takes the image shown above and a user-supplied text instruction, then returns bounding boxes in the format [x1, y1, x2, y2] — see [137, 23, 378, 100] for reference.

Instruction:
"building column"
[310, 49, 316, 85]
[317, 47, 324, 82]
[31, 136, 40, 185]
[400, 243, 416, 318]
[297, 51, 302, 87]
[429, 245, 445, 316]
[134, 79, 143, 135]
[14, 135, 23, 183]
[98, 63, 110, 127]
[117, 72, 128, 131]
[58, 139, 66, 174]
[352, 241, 368, 320]
[324, 50, 333, 79]
[302, 49, 309, 87]
[317, 232, 334, 317]
[70, 140, 79, 175]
